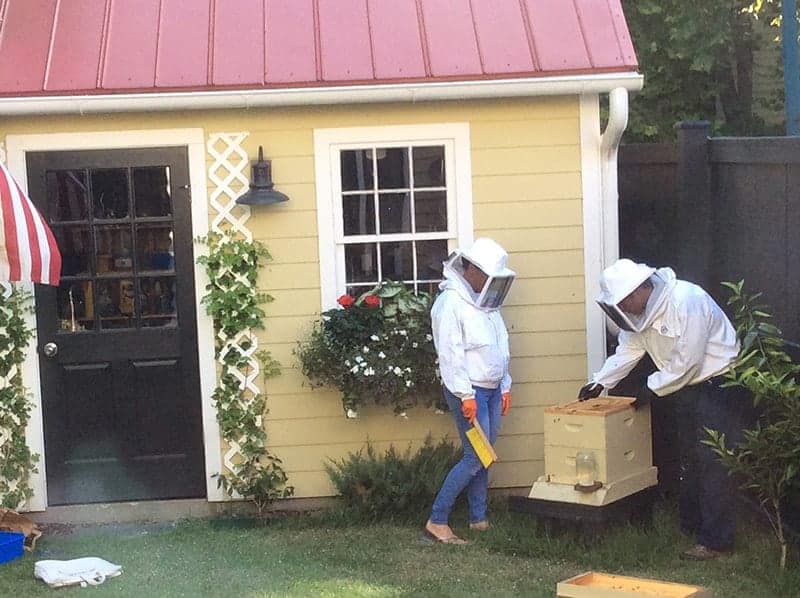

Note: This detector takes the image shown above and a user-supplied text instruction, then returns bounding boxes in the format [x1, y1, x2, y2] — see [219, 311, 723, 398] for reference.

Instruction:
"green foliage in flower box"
[296, 282, 441, 414]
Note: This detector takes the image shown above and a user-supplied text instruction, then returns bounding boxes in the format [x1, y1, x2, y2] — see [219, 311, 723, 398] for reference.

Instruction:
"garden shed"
[0, 0, 641, 511]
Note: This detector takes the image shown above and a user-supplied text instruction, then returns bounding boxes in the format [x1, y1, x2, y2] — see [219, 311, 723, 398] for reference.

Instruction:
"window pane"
[416, 240, 448, 281]
[96, 279, 136, 330]
[413, 146, 445, 187]
[345, 243, 378, 283]
[55, 226, 92, 276]
[140, 277, 177, 327]
[378, 192, 411, 234]
[342, 194, 375, 236]
[92, 169, 129, 219]
[377, 147, 409, 189]
[340, 150, 374, 191]
[414, 191, 447, 232]
[345, 284, 374, 298]
[56, 281, 95, 332]
[95, 226, 133, 274]
[137, 225, 175, 271]
[134, 166, 172, 217]
[380, 241, 413, 281]
[47, 170, 88, 221]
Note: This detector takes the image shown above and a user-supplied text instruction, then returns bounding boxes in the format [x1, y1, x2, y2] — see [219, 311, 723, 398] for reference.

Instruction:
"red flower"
[337, 294, 355, 308]
[364, 295, 381, 308]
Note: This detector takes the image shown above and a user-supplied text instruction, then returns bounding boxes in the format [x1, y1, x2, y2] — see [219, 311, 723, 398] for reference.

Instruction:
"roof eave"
[0, 72, 643, 117]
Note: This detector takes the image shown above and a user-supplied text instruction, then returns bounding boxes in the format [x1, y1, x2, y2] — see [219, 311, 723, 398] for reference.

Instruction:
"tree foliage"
[623, 0, 783, 140]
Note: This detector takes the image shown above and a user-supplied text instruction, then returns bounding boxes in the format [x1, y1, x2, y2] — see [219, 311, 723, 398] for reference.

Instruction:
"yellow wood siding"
[1, 95, 589, 500]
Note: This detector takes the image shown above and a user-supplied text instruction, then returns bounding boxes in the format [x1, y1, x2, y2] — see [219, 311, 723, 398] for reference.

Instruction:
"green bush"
[325, 435, 459, 520]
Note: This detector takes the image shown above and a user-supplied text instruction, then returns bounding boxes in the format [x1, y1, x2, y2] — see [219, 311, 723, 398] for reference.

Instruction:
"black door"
[26, 148, 206, 505]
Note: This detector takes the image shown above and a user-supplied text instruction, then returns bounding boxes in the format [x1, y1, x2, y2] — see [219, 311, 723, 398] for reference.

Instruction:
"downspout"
[599, 87, 629, 273]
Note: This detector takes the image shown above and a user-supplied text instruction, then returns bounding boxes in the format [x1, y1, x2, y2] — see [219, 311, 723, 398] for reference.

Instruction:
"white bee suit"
[592, 259, 739, 396]
[431, 238, 514, 401]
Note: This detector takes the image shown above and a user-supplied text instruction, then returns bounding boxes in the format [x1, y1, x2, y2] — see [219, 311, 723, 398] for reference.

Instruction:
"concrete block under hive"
[529, 397, 658, 506]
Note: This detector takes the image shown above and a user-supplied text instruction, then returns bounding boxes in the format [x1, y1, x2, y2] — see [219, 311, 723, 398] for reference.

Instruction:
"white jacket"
[593, 268, 739, 396]
[431, 276, 512, 400]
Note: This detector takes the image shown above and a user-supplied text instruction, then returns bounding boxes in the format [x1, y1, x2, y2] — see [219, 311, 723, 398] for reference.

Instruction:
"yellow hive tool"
[466, 420, 498, 468]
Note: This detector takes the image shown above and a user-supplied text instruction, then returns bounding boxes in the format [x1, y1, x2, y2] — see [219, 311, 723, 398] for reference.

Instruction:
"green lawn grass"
[0, 502, 797, 597]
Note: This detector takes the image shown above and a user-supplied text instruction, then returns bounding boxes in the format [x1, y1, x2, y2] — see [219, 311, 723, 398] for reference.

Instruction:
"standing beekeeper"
[577, 258, 750, 560]
[424, 238, 515, 545]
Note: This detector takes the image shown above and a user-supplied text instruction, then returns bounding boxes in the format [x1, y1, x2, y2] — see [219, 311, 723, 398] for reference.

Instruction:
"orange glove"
[501, 392, 512, 416]
[461, 398, 477, 423]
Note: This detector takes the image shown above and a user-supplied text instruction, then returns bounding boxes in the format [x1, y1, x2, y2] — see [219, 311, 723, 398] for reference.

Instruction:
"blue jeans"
[429, 385, 502, 525]
[675, 378, 753, 550]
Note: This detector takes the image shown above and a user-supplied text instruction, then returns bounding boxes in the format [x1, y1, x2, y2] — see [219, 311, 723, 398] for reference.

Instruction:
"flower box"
[557, 571, 712, 598]
[0, 531, 24, 565]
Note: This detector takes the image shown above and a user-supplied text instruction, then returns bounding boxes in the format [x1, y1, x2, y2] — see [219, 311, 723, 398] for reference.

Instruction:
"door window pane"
[345, 243, 377, 283]
[96, 226, 133, 274]
[378, 193, 411, 234]
[137, 225, 175, 272]
[55, 226, 92, 276]
[380, 242, 413, 281]
[47, 170, 88, 221]
[134, 166, 172, 217]
[96, 279, 136, 329]
[342, 194, 375, 236]
[414, 191, 447, 232]
[413, 146, 445, 187]
[140, 277, 177, 327]
[57, 281, 95, 332]
[92, 169, 129, 219]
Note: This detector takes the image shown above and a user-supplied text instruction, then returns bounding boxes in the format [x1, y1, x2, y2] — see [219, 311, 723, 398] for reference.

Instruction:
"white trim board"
[4, 128, 224, 509]
[579, 94, 607, 377]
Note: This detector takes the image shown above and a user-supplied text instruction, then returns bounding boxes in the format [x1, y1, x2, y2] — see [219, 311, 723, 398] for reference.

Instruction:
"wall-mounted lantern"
[235, 146, 289, 206]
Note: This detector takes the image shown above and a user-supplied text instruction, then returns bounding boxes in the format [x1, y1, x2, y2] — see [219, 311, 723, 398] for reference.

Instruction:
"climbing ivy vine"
[0, 285, 38, 509]
[197, 233, 292, 516]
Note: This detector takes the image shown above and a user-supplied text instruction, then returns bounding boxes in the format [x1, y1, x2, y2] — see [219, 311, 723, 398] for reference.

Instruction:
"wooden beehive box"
[557, 571, 712, 598]
[543, 397, 652, 487]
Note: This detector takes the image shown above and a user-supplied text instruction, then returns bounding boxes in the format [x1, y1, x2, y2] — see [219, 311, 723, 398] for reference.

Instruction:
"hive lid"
[545, 397, 635, 416]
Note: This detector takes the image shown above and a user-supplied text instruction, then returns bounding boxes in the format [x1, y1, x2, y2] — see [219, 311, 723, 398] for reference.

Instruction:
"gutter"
[0, 72, 642, 116]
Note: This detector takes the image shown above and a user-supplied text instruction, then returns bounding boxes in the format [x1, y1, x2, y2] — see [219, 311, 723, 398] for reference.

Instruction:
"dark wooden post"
[674, 121, 712, 289]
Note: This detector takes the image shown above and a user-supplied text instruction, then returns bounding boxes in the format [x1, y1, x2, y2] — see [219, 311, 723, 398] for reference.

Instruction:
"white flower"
[399, 329, 407, 336]
[364, 367, 375, 376]
[412, 342, 418, 348]
[405, 367, 412, 372]
[425, 334, 433, 341]
[350, 366, 359, 373]
[355, 355, 364, 363]
[405, 380, 413, 387]
[370, 334, 380, 341]
[362, 346, 370, 353]
[345, 360, 351, 367]
[393, 367, 403, 376]
[378, 352, 386, 359]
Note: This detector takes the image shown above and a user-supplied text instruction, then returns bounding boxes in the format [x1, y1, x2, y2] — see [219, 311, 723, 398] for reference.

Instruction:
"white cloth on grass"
[34, 557, 122, 588]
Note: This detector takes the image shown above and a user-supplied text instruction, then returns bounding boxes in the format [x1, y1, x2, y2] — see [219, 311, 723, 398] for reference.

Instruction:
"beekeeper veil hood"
[442, 238, 516, 309]
[596, 259, 673, 333]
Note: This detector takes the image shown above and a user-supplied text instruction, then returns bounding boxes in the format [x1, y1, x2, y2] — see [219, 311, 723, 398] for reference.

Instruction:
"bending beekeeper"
[424, 238, 514, 545]
[577, 258, 751, 561]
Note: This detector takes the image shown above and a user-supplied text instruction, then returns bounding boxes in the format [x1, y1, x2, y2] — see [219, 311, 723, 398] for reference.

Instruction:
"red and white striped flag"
[0, 160, 61, 286]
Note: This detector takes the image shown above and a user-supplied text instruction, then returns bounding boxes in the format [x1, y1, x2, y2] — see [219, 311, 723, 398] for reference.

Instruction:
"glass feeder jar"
[575, 451, 598, 487]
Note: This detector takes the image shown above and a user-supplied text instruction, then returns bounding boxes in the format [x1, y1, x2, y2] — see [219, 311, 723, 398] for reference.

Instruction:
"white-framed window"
[314, 123, 473, 308]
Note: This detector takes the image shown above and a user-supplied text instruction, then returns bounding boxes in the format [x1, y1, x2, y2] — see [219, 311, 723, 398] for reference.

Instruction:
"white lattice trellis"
[206, 132, 263, 482]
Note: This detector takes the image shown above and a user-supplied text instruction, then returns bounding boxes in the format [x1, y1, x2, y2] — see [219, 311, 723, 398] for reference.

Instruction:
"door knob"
[42, 342, 58, 358]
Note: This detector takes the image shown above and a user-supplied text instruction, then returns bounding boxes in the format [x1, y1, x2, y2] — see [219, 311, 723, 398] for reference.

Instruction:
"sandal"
[469, 521, 490, 531]
[422, 528, 467, 545]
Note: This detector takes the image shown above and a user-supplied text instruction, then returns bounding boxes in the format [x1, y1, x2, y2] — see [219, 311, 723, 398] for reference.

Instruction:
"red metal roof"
[0, 0, 637, 98]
